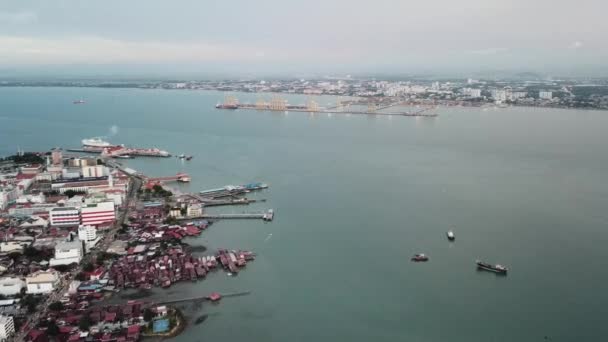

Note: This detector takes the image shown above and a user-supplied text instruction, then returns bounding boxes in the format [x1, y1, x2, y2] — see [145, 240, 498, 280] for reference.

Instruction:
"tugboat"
[411, 254, 429, 262]
[476, 260, 508, 274]
[447, 230, 455, 241]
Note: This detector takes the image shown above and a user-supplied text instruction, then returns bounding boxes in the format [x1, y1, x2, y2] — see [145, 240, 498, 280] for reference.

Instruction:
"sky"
[0, 0, 607, 77]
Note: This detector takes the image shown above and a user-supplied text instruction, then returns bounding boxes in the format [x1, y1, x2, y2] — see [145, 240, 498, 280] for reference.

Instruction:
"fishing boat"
[476, 260, 508, 274]
[411, 254, 429, 262]
[447, 230, 455, 241]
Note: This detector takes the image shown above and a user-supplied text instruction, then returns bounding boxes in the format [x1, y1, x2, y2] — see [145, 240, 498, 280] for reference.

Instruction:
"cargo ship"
[476, 260, 508, 274]
[215, 103, 238, 109]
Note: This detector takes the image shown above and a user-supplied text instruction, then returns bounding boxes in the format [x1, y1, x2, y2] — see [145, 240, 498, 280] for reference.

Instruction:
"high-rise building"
[78, 225, 97, 242]
[0, 315, 15, 340]
[51, 149, 63, 166]
[49, 207, 80, 227]
[81, 201, 115, 226]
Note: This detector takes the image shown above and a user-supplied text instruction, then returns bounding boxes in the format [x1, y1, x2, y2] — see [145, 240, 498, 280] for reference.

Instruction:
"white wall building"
[82, 165, 106, 178]
[462, 88, 481, 98]
[50, 241, 83, 266]
[539, 91, 553, 100]
[50, 207, 80, 227]
[0, 242, 24, 254]
[81, 201, 115, 226]
[0, 277, 25, 297]
[78, 225, 97, 242]
[0, 315, 15, 340]
[187, 203, 203, 217]
[26, 270, 60, 294]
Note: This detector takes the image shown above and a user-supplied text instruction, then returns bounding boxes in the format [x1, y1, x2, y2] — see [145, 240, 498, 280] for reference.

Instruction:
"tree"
[23, 246, 39, 258]
[152, 184, 163, 193]
[21, 294, 40, 313]
[78, 315, 92, 331]
[49, 301, 64, 311]
[143, 308, 154, 322]
[75, 272, 87, 281]
[47, 320, 60, 336]
[82, 262, 95, 273]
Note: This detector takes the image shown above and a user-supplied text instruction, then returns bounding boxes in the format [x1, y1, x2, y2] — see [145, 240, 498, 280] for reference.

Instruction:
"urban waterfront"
[2, 87, 608, 341]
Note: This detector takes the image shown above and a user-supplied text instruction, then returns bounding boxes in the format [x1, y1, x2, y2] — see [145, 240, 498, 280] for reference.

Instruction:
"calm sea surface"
[2, 87, 608, 341]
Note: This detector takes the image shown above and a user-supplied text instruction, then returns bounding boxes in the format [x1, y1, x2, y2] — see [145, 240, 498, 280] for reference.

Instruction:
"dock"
[156, 291, 251, 305]
[216, 101, 438, 117]
[181, 209, 274, 221]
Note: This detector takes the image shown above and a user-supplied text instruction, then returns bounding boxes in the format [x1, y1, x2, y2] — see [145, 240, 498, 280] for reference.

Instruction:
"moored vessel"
[447, 230, 455, 241]
[476, 260, 508, 274]
[411, 254, 429, 262]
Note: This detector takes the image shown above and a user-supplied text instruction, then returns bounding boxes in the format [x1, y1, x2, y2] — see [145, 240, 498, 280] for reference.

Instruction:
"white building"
[511, 91, 528, 100]
[539, 91, 553, 100]
[78, 225, 97, 242]
[0, 315, 15, 340]
[0, 277, 25, 297]
[50, 207, 80, 227]
[491, 89, 507, 102]
[462, 88, 481, 98]
[49, 241, 83, 266]
[187, 203, 203, 217]
[25, 270, 60, 294]
[81, 201, 115, 226]
[82, 165, 107, 178]
[0, 242, 24, 254]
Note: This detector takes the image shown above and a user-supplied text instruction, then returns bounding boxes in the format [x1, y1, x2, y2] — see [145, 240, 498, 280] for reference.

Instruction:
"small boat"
[411, 254, 429, 262]
[447, 230, 455, 241]
[177, 154, 186, 159]
[185, 156, 193, 161]
[476, 260, 508, 274]
[73, 99, 85, 104]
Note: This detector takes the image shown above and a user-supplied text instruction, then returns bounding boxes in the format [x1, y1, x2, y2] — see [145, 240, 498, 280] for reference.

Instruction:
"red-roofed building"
[104, 312, 117, 323]
[27, 329, 49, 342]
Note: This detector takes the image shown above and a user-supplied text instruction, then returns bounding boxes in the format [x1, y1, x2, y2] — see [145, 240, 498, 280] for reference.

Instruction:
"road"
[12, 168, 142, 342]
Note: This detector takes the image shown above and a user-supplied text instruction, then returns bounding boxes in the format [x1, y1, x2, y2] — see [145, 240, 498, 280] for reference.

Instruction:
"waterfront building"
[462, 88, 481, 97]
[51, 149, 62, 166]
[187, 203, 203, 217]
[539, 91, 553, 100]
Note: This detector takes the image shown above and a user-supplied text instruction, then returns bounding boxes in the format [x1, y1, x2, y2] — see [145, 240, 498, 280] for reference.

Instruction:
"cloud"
[0, 35, 292, 65]
[0, 11, 37, 24]
[468, 47, 509, 55]
[569, 41, 583, 49]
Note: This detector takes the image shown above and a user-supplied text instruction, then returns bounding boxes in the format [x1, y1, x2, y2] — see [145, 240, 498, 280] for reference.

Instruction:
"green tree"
[78, 315, 92, 331]
[143, 308, 154, 322]
[47, 321, 60, 336]
[75, 272, 87, 281]
[49, 301, 64, 311]
[82, 262, 95, 272]
[152, 184, 163, 193]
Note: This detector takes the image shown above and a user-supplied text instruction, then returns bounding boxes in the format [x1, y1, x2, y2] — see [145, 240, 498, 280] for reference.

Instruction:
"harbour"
[2, 87, 608, 342]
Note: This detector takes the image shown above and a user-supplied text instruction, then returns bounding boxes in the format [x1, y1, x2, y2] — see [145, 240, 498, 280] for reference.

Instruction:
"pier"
[216, 97, 438, 117]
[156, 291, 251, 305]
[181, 209, 274, 221]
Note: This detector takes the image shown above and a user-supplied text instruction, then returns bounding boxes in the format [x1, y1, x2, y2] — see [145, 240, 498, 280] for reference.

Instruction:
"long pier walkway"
[156, 291, 251, 305]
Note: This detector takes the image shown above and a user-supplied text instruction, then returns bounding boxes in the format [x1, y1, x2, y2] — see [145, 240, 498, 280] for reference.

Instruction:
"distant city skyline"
[1, 0, 607, 77]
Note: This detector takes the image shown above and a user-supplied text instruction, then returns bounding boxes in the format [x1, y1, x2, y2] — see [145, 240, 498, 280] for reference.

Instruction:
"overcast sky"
[0, 0, 606, 76]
